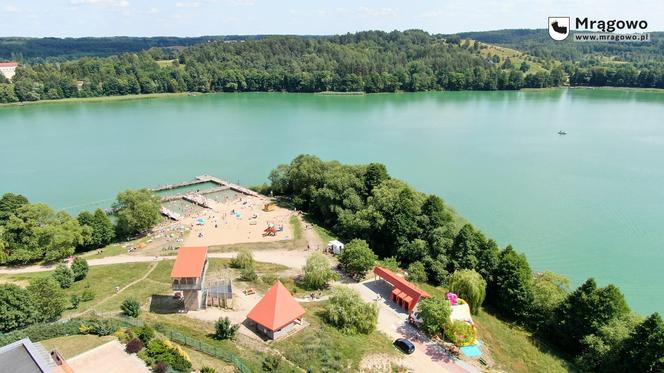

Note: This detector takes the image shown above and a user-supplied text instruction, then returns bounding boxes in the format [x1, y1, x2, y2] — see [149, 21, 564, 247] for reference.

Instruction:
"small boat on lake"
[558, 130, 567, 135]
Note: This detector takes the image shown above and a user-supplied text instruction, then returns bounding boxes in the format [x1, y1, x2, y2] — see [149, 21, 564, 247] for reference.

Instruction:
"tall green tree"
[0, 284, 38, 332]
[552, 278, 630, 354]
[77, 209, 115, 250]
[489, 245, 534, 320]
[338, 239, 377, 280]
[302, 252, 339, 290]
[53, 264, 75, 288]
[27, 277, 67, 322]
[606, 313, 664, 373]
[448, 269, 486, 315]
[113, 189, 162, 238]
[531, 271, 570, 327]
[0, 192, 29, 224]
[416, 295, 452, 336]
[2, 203, 87, 263]
[323, 287, 378, 335]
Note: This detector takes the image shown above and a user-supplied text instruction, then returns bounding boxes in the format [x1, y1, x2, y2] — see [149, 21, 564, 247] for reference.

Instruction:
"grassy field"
[473, 40, 550, 73]
[273, 302, 398, 372]
[40, 335, 115, 359]
[475, 310, 578, 373]
[290, 215, 303, 240]
[312, 224, 336, 243]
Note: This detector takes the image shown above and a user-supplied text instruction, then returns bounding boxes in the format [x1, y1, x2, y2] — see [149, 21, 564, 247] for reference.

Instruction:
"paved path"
[0, 249, 309, 275]
[67, 340, 149, 373]
[348, 280, 480, 373]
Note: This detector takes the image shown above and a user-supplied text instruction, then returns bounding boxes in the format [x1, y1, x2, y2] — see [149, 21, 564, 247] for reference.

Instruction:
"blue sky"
[1, 0, 662, 37]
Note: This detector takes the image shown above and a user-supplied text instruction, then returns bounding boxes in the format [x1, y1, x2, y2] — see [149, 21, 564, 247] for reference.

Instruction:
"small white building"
[327, 240, 344, 255]
[0, 62, 17, 81]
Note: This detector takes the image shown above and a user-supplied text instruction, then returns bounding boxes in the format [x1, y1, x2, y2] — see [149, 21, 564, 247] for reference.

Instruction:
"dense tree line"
[0, 30, 571, 103]
[0, 189, 161, 264]
[266, 154, 664, 372]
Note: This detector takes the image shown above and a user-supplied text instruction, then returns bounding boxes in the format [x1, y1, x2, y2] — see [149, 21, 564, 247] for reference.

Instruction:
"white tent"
[327, 240, 345, 255]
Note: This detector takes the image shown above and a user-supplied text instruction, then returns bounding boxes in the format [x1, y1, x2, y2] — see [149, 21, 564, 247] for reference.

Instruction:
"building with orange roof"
[246, 281, 306, 340]
[373, 266, 430, 313]
[171, 246, 208, 311]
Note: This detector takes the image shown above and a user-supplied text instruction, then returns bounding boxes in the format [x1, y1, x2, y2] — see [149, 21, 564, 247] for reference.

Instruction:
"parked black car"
[394, 338, 415, 354]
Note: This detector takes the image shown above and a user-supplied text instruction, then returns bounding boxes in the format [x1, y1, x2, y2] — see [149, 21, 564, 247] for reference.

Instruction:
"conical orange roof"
[246, 281, 305, 331]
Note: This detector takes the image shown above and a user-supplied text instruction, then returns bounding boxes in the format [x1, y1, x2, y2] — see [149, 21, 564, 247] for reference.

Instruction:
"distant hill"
[0, 35, 278, 62]
[455, 29, 664, 66]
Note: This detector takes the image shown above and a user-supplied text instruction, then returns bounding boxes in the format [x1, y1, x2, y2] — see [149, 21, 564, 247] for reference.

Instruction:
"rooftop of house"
[0, 338, 56, 373]
[170, 246, 208, 278]
[247, 280, 306, 331]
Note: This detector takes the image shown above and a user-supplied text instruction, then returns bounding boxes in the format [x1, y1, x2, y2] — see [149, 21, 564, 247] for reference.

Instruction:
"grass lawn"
[273, 302, 398, 372]
[474, 310, 578, 373]
[289, 215, 303, 240]
[312, 224, 336, 243]
[40, 335, 115, 359]
[206, 238, 306, 253]
[141, 313, 275, 372]
[79, 243, 127, 259]
[178, 344, 235, 373]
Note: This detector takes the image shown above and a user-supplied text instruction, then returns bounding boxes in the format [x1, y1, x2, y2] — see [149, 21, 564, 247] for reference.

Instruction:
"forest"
[0, 29, 663, 104]
[264, 154, 664, 373]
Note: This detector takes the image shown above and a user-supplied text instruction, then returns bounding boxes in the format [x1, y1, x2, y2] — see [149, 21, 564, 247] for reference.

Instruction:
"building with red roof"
[373, 266, 430, 313]
[171, 246, 208, 311]
[246, 281, 305, 340]
[0, 62, 18, 80]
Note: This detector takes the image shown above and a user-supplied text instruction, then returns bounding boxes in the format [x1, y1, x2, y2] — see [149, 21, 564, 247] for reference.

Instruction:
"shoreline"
[1, 86, 662, 108]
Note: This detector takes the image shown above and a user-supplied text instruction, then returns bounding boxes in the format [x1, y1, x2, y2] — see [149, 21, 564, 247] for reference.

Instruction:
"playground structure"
[263, 202, 276, 212]
[203, 279, 234, 309]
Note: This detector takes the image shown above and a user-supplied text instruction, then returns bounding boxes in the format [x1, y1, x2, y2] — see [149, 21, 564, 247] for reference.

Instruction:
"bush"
[261, 273, 277, 285]
[262, 354, 282, 371]
[444, 320, 477, 347]
[144, 339, 191, 373]
[153, 361, 168, 373]
[302, 252, 339, 290]
[53, 264, 75, 289]
[126, 338, 144, 353]
[231, 250, 255, 269]
[71, 257, 89, 281]
[323, 287, 378, 334]
[200, 367, 216, 373]
[81, 288, 96, 302]
[406, 261, 427, 283]
[214, 317, 239, 340]
[121, 298, 141, 318]
[70, 294, 81, 309]
[79, 319, 116, 336]
[239, 264, 258, 281]
[0, 319, 82, 346]
[136, 325, 155, 343]
[377, 257, 400, 272]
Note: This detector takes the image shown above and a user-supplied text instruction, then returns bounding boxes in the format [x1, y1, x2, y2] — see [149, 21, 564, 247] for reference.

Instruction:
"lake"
[1, 89, 663, 314]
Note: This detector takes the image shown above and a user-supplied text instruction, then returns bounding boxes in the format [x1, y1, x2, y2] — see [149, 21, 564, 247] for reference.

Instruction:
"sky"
[0, 0, 662, 37]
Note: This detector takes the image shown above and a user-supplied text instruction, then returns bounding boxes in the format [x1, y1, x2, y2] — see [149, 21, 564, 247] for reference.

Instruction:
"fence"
[107, 314, 252, 373]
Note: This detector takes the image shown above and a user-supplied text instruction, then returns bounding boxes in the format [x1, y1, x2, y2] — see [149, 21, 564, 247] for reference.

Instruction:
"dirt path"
[300, 215, 326, 251]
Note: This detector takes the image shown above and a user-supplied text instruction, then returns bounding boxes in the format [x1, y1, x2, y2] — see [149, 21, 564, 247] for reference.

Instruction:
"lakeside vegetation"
[2, 29, 663, 105]
[265, 154, 664, 373]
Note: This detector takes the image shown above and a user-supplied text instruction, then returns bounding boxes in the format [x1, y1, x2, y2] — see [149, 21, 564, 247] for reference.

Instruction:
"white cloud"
[69, 0, 130, 8]
[3, 4, 19, 12]
[358, 6, 396, 17]
[175, 2, 201, 8]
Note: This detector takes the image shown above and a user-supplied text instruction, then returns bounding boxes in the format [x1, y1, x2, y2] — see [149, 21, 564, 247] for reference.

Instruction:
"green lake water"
[1, 89, 663, 314]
